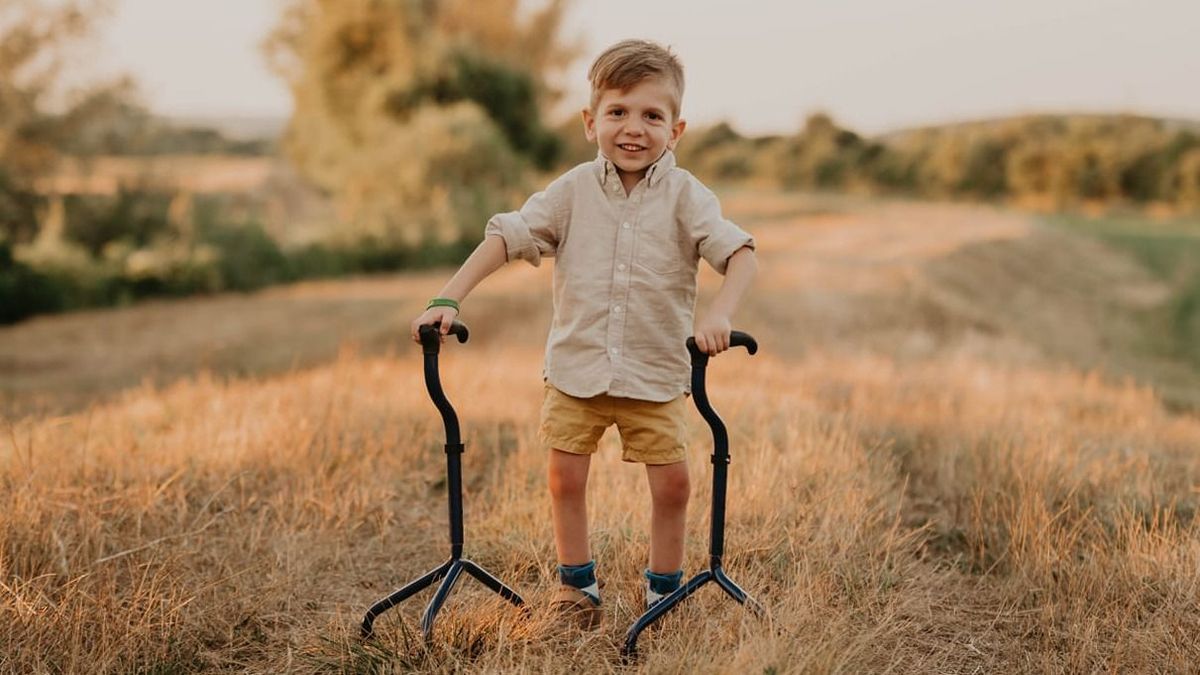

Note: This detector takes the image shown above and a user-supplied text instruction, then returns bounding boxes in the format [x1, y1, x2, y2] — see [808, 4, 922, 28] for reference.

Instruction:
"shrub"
[1172, 149, 1200, 210]
[118, 239, 222, 298]
[63, 188, 172, 255]
[199, 222, 289, 291]
[0, 240, 63, 323]
[957, 138, 1009, 197]
[0, 170, 44, 245]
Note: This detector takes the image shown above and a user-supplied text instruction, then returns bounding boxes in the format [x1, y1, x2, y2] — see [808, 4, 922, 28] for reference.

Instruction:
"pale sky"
[96, 0, 1200, 135]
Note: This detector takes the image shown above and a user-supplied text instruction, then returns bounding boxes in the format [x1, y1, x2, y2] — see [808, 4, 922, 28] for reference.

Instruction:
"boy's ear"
[667, 117, 687, 150]
[581, 108, 597, 142]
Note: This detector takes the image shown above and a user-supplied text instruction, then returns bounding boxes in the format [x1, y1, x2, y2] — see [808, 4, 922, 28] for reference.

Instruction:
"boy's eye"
[608, 109, 624, 117]
[646, 112, 662, 121]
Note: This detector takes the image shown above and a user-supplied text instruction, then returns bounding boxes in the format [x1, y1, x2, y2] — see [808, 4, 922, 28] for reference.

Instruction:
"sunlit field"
[2, 194, 1199, 672]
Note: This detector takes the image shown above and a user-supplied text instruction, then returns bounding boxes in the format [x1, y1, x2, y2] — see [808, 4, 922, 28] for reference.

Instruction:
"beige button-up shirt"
[484, 150, 755, 402]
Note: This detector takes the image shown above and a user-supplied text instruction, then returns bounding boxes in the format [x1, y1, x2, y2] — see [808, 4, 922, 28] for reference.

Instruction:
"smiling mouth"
[618, 143, 646, 152]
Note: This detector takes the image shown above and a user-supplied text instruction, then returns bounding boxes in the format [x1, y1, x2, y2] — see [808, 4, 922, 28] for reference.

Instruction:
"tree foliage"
[264, 0, 576, 242]
[0, 0, 150, 243]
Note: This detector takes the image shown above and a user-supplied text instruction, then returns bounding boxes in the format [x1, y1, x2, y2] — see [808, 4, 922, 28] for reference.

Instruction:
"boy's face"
[582, 77, 686, 182]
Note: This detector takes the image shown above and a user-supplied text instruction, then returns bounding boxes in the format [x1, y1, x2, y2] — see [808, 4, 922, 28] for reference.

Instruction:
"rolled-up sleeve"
[484, 175, 567, 267]
[684, 182, 756, 275]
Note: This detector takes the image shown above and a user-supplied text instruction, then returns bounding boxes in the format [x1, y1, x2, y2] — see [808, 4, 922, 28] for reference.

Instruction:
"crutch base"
[621, 565, 762, 658]
[361, 557, 525, 641]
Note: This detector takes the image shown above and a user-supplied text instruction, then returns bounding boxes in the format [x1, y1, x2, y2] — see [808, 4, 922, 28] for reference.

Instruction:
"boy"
[411, 39, 757, 629]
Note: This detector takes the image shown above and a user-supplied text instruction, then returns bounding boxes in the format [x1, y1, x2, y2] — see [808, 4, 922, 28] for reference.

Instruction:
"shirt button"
[613, 305, 622, 313]
[610, 347, 619, 355]
[622, 222, 631, 229]
[617, 263, 627, 271]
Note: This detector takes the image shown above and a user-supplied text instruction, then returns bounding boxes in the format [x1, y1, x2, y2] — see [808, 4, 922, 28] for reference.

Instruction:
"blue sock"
[558, 560, 600, 605]
[645, 568, 683, 607]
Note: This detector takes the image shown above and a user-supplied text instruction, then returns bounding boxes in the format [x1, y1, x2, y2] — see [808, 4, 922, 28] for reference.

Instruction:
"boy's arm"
[411, 170, 568, 343]
[410, 234, 508, 342]
[693, 246, 758, 356]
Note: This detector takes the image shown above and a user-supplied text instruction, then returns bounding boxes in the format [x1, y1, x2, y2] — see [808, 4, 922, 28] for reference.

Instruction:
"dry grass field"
[2, 193, 1199, 672]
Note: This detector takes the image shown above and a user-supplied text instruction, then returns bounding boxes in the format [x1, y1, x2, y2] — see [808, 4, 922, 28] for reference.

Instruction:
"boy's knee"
[650, 466, 690, 508]
[548, 454, 589, 500]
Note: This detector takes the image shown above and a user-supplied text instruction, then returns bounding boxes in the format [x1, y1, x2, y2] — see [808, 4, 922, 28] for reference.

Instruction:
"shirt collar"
[593, 149, 676, 189]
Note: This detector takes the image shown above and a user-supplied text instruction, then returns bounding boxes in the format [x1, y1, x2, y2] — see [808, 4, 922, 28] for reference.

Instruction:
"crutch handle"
[729, 331, 758, 354]
[418, 321, 470, 354]
[686, 330, 758, 362]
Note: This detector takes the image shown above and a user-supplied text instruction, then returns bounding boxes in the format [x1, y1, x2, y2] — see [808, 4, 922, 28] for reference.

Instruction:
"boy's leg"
[644, 460, 689, 608]
[616, 394, 691, 607]
[547, 449, 592, 565]
[540, 385, 611, 628]
[548, 448, 602, 628]
[645, 460, 690, 573]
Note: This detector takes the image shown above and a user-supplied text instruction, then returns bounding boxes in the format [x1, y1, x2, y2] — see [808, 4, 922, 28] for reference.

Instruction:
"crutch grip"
[686, 330, 758, 362]
[419, 321, 470, 354]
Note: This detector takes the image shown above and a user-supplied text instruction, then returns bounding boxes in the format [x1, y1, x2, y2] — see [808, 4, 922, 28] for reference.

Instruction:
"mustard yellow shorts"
[539, 384, 688, 465]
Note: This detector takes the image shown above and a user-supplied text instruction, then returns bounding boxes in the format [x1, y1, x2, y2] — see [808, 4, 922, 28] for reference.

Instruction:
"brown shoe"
[550, 585, 602, 630]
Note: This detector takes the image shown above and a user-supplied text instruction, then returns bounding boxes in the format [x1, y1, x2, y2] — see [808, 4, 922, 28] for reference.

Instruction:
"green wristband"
[426, 297, 460, 312]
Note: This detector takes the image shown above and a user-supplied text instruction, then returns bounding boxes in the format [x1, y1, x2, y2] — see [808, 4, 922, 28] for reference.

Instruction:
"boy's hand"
[411, 306, 459, 344]
[693, 313, 732, 356]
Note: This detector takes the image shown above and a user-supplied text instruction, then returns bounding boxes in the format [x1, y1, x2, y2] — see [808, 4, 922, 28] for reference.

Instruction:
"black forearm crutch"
[622, 330, 764, 657]
[361, 321, 525, 640]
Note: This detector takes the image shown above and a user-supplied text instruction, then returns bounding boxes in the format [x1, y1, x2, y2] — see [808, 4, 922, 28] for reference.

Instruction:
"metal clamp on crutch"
[361, 320, 525, 641]
[623, 330, 765, 657]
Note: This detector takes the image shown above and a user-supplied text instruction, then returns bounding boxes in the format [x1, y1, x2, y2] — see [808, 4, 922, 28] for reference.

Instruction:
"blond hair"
[587, 39, 685, 119]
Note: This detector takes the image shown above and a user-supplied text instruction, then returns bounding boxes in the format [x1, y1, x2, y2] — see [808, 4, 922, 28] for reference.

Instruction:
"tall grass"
[2, 340, 1198, 672]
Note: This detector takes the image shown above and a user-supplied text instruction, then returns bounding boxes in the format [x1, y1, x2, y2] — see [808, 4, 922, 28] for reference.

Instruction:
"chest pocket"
[633, 223, 684, 275]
